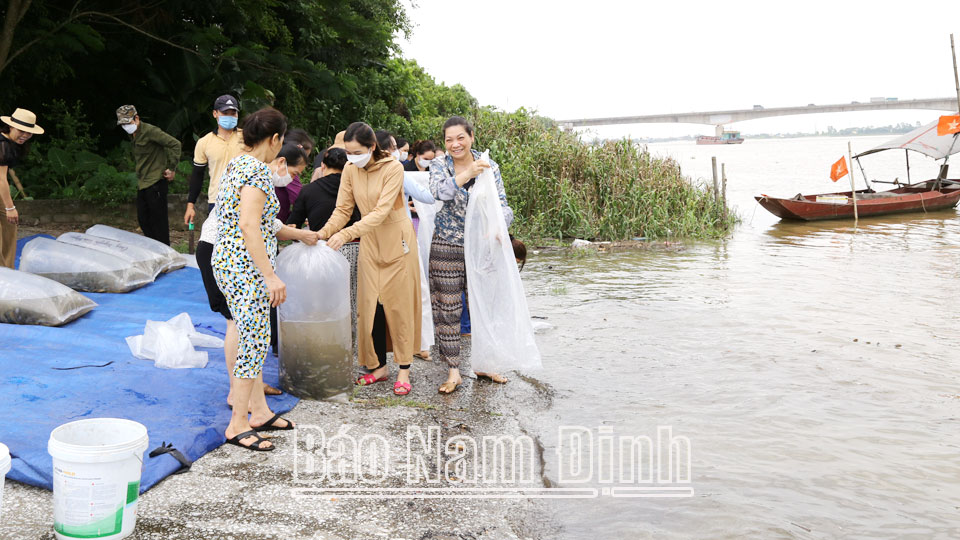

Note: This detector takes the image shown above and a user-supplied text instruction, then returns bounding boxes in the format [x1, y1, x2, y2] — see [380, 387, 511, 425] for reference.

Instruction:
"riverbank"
[0, 336, 561, 540]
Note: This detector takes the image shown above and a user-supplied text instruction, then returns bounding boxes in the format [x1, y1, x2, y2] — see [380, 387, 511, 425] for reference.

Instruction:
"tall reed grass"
[471, 108, 738, 241]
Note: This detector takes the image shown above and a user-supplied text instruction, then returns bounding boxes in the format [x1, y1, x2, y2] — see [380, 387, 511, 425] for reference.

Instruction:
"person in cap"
[116, 105, 182, 245]
[0, 108, 43, 268]
[184, 94, 244, 226]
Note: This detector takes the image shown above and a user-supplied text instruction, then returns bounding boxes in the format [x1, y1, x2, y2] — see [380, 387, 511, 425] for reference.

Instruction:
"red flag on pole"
[830, 156, 848, 182]
[937, 115, 960, 136]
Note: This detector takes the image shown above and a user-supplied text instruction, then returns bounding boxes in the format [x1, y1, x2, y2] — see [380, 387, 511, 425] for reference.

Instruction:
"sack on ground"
[275, 242, 352, 399]
[464, 150, 542, 373]
[0, 267, 97, 326]
[85, 224, 185, 272]
[125, 313, 221, 369]
[58, 232, 167, 279]
[19, 237, 154, 293]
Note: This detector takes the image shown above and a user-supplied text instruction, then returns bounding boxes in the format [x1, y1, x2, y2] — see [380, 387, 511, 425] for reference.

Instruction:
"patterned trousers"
[429, 240, 466, 368]
[213, 268, 270, 379]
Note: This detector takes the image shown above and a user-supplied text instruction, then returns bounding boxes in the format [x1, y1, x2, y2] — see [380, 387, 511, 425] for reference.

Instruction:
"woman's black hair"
[276, 142, 308, 168]
[412, 139, 436, 157]
[242, 107, 287, 148]
[0, 124, 31, 155]
[442, 116, 473, 138]
[344, 122, 389, 161]
[321, 147, 347, 170]
[374, 129, 396, 152]
[284, 128, 315, 153]
[396, 137, 409, 149]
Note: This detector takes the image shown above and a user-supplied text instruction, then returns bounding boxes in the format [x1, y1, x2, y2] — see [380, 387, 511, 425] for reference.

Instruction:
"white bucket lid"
[0, 442, 10, 476]
[48, 418, 149, 464]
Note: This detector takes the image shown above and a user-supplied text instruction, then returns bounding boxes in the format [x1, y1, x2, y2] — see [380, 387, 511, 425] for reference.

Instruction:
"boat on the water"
[696, 128, 744, 145]
[755, 118, 960, 221]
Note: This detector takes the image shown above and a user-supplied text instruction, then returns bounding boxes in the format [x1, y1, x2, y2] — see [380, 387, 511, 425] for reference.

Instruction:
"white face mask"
[390, 149, 401, 160]
[122, 123, 137, 135]
[418, 158, 432, 168]
[346, 152, 372, 168]
[399, 151, 408, 161]
[272, 162, 292, 187]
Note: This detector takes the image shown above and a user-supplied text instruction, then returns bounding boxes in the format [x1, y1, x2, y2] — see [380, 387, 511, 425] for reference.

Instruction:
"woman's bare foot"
[439, 369, 462, 394]
[397, 368, 411, 384]
[475, 371, 508, 383]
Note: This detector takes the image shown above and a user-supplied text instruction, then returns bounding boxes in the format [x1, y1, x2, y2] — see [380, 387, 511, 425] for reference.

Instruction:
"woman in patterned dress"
[429, 116, 515, 393]
[212, 108, 320, 451]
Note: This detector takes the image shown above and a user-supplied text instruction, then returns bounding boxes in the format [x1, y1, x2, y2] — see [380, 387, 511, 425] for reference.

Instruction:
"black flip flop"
[253, 413, 295, 432]
[226, 430, 274, 452]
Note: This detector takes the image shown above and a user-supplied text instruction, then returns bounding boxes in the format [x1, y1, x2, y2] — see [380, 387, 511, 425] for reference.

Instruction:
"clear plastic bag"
[409, 171, 441, 350]
[125, 313, 221, 369]
[463, 151, 542, 373]
[275, 242, 353, 399]
[19, 237, 153, 293]
[58, 232, 167, 279]
[0, 267, 97, 326]
[85, 224, 185, 272]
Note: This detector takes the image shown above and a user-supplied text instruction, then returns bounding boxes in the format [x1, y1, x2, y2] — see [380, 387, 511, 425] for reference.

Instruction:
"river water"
[524, 136, 960, 539]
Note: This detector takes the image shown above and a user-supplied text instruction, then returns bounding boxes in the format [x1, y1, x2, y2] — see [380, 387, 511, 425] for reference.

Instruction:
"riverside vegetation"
[3, 0, 736, 242]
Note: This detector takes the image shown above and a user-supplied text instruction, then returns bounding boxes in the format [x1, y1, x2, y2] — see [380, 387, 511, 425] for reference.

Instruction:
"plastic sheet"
[126, 313, 222, 369]
[276, 242, 352, 399]
[463, 151, 541, 373]
[409, 171, 440, 350]
[18, 237, 153, 293]
[85, 224, 185, 272]
[57, 232, 167, 279]
[0, 267, 96, 326]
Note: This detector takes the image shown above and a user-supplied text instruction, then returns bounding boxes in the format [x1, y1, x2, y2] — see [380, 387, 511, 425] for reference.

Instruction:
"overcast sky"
[400, 0, 960, 138]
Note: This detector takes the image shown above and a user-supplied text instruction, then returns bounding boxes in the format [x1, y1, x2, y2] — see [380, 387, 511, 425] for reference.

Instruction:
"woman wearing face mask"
[396, 137, 410, 163]
[375, 131, 435, 231]
[273, 128, 315, 223]
[403, 140, 437, 173]
[213, 108, 320, 451]
[0, 108, 43, 269]
[429, 116, 515, 393]
[197, 141, 313, 410]
[319, 122, 422, 396]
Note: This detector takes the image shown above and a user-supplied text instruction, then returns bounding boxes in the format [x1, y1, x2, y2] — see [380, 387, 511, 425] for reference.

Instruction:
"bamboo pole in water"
[721, 163, 727, 209]
[848, 142, 858, 223]
[711, 157, 719, 204]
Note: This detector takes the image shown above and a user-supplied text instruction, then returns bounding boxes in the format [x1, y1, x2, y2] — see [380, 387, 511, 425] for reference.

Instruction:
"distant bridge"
[559, 97, 959, 129]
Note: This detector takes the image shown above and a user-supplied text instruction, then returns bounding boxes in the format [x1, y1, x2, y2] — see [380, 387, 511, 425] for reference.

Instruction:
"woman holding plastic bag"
[212, 108, 319, 452]
[319, 122, 422, 396]
[428, 116, 540, 393]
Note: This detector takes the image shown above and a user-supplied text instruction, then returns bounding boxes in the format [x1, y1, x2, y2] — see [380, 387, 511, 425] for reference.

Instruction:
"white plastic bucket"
[47, 419, 149, 540]
[0, 442, 10, 522]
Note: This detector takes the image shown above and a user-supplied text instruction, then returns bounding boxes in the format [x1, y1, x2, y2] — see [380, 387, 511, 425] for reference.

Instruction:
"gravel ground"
[1, 338, 561, 540]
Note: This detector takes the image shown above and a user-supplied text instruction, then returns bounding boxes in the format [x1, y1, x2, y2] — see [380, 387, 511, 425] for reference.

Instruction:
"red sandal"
[393, 381, 412, 395]
[356, 373, 388, 386]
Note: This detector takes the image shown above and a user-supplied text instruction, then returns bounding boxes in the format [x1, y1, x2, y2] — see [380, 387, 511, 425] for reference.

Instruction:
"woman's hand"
[456, 159, 490, 187]
[264, 273, 287, 307]
[299, 229, 320, 246]
[326, 234, 345, 251]
[5, 208, 18, 225]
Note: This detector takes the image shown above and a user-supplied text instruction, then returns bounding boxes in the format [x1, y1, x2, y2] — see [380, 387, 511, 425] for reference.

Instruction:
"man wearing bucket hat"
[116, 105, 182, 245]
[0, 108, 44, 268]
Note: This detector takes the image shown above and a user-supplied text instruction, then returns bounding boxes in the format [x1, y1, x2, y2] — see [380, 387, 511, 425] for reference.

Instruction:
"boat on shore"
[755, 118, 960, 221]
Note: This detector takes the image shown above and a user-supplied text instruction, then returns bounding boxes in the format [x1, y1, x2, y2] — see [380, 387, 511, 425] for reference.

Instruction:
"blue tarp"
[1, 235, 298, 492]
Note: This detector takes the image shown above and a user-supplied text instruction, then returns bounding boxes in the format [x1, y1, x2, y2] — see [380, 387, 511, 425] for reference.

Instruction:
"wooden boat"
[756, 117, 960, 221]
[755, 180, 960, 221]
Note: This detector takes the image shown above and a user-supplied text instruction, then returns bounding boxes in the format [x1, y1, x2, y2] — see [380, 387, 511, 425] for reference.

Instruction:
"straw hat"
[1, 108, 44, 135]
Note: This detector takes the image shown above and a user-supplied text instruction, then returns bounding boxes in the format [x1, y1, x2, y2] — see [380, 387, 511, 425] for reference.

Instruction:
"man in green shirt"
[116, 105, 182, 245]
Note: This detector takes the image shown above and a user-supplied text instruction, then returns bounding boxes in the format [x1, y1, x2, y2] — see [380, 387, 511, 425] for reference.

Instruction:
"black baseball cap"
[214, 95, 240, 112]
